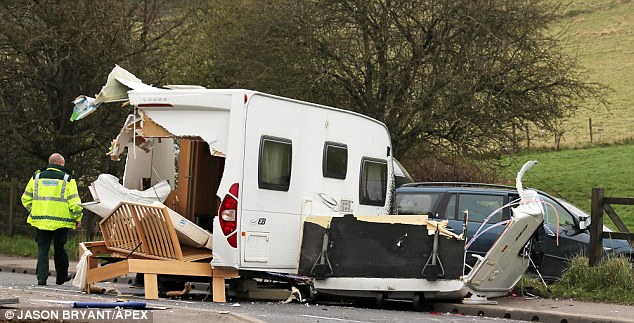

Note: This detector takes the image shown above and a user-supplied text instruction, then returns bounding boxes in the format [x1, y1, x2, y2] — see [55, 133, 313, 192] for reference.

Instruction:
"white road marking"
[300, 314, 369, 322]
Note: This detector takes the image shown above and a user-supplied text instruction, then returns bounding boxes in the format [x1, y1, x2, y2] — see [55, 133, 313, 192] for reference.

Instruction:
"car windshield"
[555, 198, 587, 218]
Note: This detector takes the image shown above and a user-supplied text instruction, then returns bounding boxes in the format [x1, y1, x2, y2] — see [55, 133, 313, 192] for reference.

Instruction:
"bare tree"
[178, 0, 604, 163]
[0, 0, 193, 182]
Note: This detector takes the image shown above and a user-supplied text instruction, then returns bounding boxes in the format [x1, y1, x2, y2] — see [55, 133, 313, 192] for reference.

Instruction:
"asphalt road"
[0, 272, 517, 322]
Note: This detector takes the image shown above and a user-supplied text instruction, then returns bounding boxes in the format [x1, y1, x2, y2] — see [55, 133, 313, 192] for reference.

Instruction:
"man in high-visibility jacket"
[21, 153, 83, 286]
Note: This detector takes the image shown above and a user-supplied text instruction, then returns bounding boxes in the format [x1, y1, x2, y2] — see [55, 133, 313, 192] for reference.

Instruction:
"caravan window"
[359, 158, 387, 206]
[323, 142, 347, 179]
[259, 136, 292, 191]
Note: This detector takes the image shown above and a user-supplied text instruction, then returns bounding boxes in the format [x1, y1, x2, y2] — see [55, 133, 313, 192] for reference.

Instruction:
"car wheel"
[412, 292, 424, 311]
[529, 234, 544, 269]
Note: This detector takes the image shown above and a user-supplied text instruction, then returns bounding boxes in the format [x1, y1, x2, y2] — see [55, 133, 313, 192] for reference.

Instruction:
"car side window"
[510, 194, 576, 229]
[396, 193, 442, 215]
[541, 196, 576, 229]
[457, 194, 504, 223]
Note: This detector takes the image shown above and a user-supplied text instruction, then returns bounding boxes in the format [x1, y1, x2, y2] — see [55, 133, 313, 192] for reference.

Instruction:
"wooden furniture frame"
[79, 201, 238, 301]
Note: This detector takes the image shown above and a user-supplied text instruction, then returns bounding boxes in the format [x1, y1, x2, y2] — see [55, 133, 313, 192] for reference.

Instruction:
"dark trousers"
[35, 228, 69, 284]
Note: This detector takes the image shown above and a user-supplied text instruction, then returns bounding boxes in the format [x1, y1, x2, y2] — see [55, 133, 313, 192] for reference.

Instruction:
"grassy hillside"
[535, 0, 634, 149]
[504, 143, 634, 228]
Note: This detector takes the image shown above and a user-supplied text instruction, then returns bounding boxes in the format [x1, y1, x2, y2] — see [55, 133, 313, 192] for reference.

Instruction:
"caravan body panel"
[238, 93, 393, 272]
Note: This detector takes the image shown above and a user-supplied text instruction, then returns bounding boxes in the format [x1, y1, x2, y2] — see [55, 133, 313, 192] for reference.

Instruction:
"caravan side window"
[259, 136, 292, 191]
[323, 142, 347, 179]
[359, 158, 387, 206]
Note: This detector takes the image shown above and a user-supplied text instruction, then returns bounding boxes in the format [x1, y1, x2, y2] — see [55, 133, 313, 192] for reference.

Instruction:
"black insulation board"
[299, 215, 465, 279]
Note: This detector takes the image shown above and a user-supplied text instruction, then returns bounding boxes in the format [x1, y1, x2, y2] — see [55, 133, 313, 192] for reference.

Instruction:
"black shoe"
[56, 274, 72, 285]
[37, 281, 46, 286]
[130, 280, 144, 288]
[131, 273, 144, 287]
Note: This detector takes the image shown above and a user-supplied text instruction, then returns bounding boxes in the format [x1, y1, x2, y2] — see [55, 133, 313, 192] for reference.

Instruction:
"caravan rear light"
[221, 209, 235, 222]
[219, 183, 239, 248]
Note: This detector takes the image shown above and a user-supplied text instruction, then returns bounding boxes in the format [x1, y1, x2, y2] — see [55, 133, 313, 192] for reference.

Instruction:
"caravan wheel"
[374, 292, 386, 309]
[412, 292, 425, 311]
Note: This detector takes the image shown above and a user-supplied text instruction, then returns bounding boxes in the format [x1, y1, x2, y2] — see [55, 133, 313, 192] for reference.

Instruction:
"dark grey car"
[395, 182, 634, 281]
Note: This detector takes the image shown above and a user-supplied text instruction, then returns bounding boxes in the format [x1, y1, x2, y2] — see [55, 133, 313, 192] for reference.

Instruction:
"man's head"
[48, 153, 65, 166]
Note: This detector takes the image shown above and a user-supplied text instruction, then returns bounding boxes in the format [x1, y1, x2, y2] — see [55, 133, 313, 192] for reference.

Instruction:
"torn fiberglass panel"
[107, 114, 150, 160]
[138, 106, 231, 156]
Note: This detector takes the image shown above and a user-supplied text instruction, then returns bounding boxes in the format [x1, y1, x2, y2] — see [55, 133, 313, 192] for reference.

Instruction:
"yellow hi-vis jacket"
[21, 164, 83, 231]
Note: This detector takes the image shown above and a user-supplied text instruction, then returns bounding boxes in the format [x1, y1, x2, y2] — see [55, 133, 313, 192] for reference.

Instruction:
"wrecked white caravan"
[80, 66, 396, 275]
[78, 66, 544, 308]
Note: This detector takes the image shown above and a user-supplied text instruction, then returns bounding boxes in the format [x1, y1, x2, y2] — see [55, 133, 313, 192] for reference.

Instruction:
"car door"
[522, 194, 587, 280]
[437, 191, 508, 273]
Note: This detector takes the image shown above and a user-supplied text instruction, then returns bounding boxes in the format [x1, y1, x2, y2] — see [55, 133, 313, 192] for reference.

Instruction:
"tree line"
[0, 0, 603, 186]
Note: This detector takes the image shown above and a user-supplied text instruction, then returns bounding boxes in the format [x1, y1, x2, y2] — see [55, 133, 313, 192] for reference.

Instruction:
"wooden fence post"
[589, 187, 604, 266]
[8, 178, 18, 237]
[589, 117, 593, 144]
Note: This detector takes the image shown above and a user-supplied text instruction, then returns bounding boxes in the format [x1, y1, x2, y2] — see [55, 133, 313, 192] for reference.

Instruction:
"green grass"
[517, 255, 634, 304]
[534, 0, 634, 149]
[0, 233, 80, 261]
[503, 143, 634, 229]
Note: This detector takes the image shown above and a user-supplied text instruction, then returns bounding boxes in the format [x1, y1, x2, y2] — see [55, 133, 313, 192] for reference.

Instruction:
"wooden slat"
[128, 259, 212, 276]
[98, 222, 109, 247]
[133, 207, 150, 255]
[121, 208, 139, 252]
[106, 246, 168, 261]
[149, 207, 168, 258]
[130, 206, 145, 253]
[212, 277, 227, 302]
[181, 246, 213, 262]
[213, 267, 239, 279]
[211, 267, 238, 303]
[114, 208, 131, 250]
[144, 206, 167, 258]
[604, 197, 634, 206]
[113, 211, 126, 249]
[602, 231, 634, 241]
[603, 204, 631, 233]
[130, 204, 149, 255]
[162, 209, 179, 258]
[162, 207, 184, 261]
[86, 260, 130, 284]
[113, 208, 127, 248]
[148, 210, 168, 259]
[143, 207, 167, 258]
[144, 273, 159, 300]
[80, 241, 109, 256]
